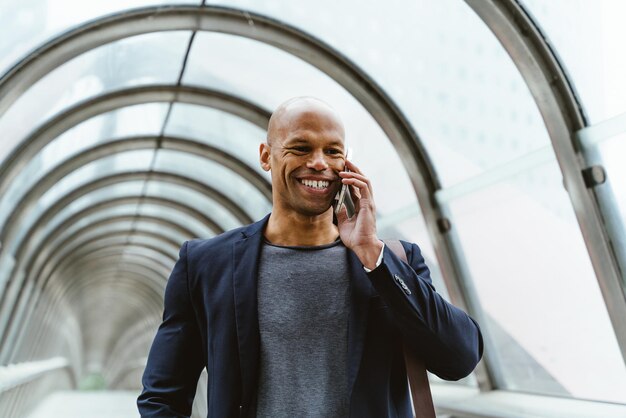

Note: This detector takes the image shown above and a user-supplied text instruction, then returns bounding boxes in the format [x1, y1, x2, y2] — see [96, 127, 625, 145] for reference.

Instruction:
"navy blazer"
[138, 214, 483, 417]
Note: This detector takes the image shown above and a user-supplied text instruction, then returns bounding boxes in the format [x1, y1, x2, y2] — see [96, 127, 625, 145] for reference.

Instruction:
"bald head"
[267, 97, 345, 145]
[259, 96, 346, 218]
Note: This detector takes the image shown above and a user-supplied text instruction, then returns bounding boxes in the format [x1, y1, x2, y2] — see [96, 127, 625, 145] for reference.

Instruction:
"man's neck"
[264, 208, 339, 246]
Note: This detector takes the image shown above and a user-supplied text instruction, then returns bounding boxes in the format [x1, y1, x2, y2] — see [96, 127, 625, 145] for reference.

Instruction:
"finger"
[339, 171, 373, 196]
[341, 177, 371, 200]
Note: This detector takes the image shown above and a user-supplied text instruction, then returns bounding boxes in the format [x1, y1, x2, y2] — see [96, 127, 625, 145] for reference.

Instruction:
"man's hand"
[336, 160, 384, 270]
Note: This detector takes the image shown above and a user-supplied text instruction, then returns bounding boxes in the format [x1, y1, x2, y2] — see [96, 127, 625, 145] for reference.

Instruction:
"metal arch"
[0, 4, 497, 388]
[61, 233, 178, 264]
[10, 259, 168, 359]
[0, 134, 270, 249]
[63, 270, 164, 331]
[40, 244, 176, 318]
[60, 260, 168, 321]
[21, 195, 209, 269]
[466, 0, 626, 368]
[63, 263, 165, 315]
[3, 255, 167, 360]
[49, 194, 222, 235]
[29, 207, 196, 290]
[26, 221, 183, 300]
[55, 229, 181, 260]
[61, 272, 164, 370]
[28, 214, 191, 291]
[13, 170, 251, 280]
[22, 231, 178, 334]
[4, 169, 252, 318]
[59, 261, 166, 315]
[0, 4, 440, 234]
[0, 84, 271, 217]
[26, 170, 254, 231]
[12, 195, 210, 296]
[0, 139, 258, 342]
[61, 243, 175, 276]
[37, 230, 179, 277]
[0, 213, 194, 352]
[13, 269, 166, 365]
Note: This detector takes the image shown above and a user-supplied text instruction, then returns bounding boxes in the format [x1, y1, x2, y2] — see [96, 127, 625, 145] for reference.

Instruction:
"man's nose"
[306, 150, 329, 171]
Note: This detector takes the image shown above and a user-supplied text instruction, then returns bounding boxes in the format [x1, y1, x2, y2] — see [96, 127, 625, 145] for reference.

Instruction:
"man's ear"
[259, 142, 271, 172]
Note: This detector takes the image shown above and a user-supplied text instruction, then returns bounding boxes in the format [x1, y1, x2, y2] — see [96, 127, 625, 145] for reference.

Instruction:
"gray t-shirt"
[256, 238, 350, 418]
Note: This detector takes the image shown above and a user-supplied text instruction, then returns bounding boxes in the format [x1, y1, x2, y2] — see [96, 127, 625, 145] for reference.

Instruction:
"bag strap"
[383, 240, 436, 418]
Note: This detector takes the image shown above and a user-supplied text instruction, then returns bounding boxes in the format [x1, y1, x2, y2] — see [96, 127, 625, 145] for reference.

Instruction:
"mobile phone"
[334, 147, 355, 218]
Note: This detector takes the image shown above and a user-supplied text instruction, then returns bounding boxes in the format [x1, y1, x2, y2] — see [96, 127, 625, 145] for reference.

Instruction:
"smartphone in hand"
[334, 147, 355, 218]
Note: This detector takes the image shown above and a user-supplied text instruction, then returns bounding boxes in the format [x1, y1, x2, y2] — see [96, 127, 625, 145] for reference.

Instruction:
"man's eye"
[292, 146, 310, 152]
[325, 148, 342, 155]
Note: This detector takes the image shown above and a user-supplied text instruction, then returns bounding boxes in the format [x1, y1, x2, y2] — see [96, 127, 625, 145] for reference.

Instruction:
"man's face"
[260, 105, 345, 217]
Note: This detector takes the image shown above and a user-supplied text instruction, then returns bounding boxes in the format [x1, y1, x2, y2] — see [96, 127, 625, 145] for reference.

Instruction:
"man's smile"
[295, 176, 338, 195]
[300, 178, 330, 190]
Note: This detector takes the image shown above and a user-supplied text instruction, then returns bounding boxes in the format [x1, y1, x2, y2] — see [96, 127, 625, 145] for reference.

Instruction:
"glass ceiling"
[522, 0, 626, 123]
[0, 1, 625, 416]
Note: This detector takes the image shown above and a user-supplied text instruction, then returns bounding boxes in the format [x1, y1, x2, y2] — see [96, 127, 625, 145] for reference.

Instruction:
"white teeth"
[301, 179, 329, 189]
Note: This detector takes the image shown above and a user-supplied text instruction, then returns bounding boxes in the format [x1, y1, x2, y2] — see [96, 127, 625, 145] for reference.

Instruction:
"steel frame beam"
[466, 0, 626, 369]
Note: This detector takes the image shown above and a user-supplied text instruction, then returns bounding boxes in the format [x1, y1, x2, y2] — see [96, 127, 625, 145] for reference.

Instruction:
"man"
[138, 97, 483, 417]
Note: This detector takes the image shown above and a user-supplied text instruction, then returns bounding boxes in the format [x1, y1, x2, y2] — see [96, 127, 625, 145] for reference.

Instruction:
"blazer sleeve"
[367, 241, 484, 381]
[137, 241, 205, 417]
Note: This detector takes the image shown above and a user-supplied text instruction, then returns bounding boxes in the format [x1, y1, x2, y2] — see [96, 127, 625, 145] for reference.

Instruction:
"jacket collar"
[232, 213, 374, 410]
[232, 214, 269, 412]
[239, 213, 271, 239]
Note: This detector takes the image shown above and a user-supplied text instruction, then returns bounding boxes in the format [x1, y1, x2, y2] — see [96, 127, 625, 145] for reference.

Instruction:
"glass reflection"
[447, 157, 626, 402]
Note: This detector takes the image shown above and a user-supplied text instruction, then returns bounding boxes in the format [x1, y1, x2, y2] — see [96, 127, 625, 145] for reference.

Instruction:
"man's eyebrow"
[283, 138, 344, 146]
[326, 140, 345, 147]
[281, 138, 310, 147]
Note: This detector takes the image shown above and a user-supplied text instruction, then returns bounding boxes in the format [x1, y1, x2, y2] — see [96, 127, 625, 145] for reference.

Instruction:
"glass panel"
[0, 31, 190, 165]
[5, 152, 153, 260]
[522, 0, 626, 122]
[25, 193, 209, 264]
[200, 1, 551, 188]
[164, 103, 268, 174]
[15, 182, 146, 254]
[35, 213, 190, 271]
[40, 207, 138, 257]
[0, 0, 200, 76]
[184, 32, 423, 219]
[447, 156, 626, 402]
[0, 103, 169, 231]
[137, 204, 216, 239]
[132, 220, 188, 246]
[127, 234, 179, 259]
[92, 245, 172, 267]
[145, 181, 242, 231]
[38, 150, 154, 209]
[152, 149, 272, 220]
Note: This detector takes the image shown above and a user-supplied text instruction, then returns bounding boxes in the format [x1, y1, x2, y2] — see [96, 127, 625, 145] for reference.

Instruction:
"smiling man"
[138, 97, 483, 418]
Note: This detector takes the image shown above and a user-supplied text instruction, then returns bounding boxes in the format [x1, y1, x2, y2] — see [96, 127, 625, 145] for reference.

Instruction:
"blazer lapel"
[232, 214, 270, 410]
[346, 249, 375, 398]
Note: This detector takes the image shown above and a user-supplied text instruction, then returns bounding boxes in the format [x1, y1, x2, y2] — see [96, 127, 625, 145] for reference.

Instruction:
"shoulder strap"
[383, 240, 436, 418]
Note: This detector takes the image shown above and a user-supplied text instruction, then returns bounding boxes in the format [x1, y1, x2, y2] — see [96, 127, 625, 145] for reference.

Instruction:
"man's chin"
[295, 203, 334, 218]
